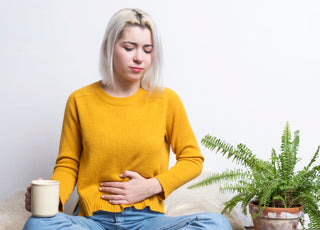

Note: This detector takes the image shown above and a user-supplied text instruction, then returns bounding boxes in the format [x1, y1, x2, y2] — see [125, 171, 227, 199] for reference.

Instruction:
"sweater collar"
[95, 81, 148, 105]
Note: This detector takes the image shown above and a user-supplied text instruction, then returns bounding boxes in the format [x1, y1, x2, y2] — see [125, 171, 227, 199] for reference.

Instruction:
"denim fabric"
[23, 213, 104, 230]
[23, 206, 232, 230]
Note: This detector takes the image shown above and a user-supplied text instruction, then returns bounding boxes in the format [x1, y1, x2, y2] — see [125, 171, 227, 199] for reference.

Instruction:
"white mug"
[31, 180, 60, 217]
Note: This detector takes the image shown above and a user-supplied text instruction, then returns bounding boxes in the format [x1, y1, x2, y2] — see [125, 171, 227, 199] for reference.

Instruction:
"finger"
[121, 170, 139, 179]
[27, 184, 32, 192]
[25, 196, 31, 211]
[99, 187, 125, 195]
[25, 201, 31, 209]
[101, 194, 125, 201]
[25, 191, 31, 199]
[25, 203, 31, 212]
[100, 182, 125, 188]
[108, 199, 130, 205]
[25, 194, 30, 201]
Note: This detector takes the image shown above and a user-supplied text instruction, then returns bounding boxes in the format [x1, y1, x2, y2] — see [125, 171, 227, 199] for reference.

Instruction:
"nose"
[133, 50, 143, 64]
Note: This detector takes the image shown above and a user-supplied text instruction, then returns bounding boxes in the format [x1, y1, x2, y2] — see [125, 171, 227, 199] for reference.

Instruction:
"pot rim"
[249, 200, 303, 212]
[249, 200, 304, 220]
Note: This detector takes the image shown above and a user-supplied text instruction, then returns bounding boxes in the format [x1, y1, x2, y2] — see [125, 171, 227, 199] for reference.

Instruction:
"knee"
[23, 214, 62, 230]
[199, 212, 232, 230]
[23, 216, 42, 230]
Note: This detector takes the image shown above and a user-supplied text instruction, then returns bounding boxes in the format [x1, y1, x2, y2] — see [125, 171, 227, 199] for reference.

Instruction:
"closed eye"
[144, 45, 153, 54]
[124, 47, 133, 51]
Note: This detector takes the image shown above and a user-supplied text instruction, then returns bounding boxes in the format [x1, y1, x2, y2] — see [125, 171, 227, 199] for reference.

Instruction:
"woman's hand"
[99, 171, 163, 205]
[25, 178, 42, 212]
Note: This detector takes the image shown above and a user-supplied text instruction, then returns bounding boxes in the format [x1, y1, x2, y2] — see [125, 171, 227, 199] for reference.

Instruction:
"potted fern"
[189, 122, 320, 230]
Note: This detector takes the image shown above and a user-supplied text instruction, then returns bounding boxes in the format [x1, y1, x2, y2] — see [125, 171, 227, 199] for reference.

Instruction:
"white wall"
[1, 0, 320, 204]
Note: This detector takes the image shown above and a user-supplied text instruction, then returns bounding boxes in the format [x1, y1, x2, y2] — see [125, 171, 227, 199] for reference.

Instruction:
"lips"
[130, 67, 143, 73]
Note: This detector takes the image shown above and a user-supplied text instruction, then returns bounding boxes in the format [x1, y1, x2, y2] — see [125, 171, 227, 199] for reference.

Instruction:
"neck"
[102, 80, 141, 98]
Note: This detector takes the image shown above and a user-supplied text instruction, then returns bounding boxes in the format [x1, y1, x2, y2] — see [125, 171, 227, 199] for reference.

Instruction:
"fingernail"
[120, 174, 123, 177]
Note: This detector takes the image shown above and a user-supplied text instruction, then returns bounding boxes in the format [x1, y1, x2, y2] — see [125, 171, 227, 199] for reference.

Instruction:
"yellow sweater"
[51, 81, 204, 217]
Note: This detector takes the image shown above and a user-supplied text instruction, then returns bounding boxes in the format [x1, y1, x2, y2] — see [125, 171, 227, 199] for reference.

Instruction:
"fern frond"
[298, 193, 320, 230]
[222, 193, 248, 214]
[294, 165, 320, 193]
[258, 179, 281, 207]
[187, 169, 248, 189]
[240, 190, 259, 215]
[196, 123, 320, 227]
[306, 204, 320, 230]
[201, 135, 234, 153]
[306, 146, 320, 170]
[273, 195, 287, 208]
[289, 130, 300, 174]
[253, 159, 277, 180]
[201, 135, 257, 168]
[219, 181, 249, 194]
[234, 143, 257, 168]
[271, 148, 279, 174]
[250, 168, 276, 193]
[291, 130, 300, 158]
[281, 121, 292, 153]
[279, 123, 298, 181]
[311, 179, 320, 193]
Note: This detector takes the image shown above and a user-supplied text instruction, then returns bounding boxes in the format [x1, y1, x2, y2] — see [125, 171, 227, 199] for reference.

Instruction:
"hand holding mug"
[25, 178, 42, 212]
[25, 178, 60, 217]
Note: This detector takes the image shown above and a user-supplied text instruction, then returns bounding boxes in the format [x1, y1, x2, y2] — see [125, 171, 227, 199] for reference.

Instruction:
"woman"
[24, 8, 232, 229]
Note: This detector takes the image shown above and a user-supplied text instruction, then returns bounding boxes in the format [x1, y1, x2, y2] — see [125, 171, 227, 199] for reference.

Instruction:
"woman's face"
[113, 26, 153, 85]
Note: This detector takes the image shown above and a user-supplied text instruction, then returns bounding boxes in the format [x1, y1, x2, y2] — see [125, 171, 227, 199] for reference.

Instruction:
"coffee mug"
[31, 180, 60, 217]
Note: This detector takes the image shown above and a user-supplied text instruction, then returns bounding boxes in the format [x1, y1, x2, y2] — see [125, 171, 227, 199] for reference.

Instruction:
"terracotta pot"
[249, 201, 303, 230]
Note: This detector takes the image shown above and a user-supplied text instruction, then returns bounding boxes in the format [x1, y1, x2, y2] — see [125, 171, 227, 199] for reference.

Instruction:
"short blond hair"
[99, 8, 163, 93]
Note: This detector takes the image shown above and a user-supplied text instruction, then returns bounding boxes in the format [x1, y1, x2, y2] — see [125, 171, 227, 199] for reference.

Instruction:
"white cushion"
[164, 172, 245, 230]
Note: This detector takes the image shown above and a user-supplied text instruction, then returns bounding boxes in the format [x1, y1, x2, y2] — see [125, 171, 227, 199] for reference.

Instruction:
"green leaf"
[195, 123, 320, 227]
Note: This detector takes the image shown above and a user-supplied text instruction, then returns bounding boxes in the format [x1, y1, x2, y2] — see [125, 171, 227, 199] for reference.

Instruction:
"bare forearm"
[148, 177, 163, 196]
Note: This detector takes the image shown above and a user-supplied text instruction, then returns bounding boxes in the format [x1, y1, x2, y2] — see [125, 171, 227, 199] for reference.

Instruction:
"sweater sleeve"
[51, 93, 82, 211]
[155, 89, 204, 199]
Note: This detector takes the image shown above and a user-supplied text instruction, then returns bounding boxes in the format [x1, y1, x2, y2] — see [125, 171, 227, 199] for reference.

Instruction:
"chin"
[126, 75, 144, 82]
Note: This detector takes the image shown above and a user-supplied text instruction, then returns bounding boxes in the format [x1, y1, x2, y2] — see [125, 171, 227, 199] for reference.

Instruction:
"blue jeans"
[23, 206, 232, 230]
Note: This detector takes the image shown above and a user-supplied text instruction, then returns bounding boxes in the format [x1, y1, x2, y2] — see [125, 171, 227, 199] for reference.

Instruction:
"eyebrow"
[122, 41, 153, 47]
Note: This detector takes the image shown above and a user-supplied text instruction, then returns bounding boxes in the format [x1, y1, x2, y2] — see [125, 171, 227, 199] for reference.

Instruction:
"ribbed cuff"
[155, 173, 180, 199]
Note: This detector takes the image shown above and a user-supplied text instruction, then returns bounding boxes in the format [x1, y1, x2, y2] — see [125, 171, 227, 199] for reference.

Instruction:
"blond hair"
[99, 8, 163, 93]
